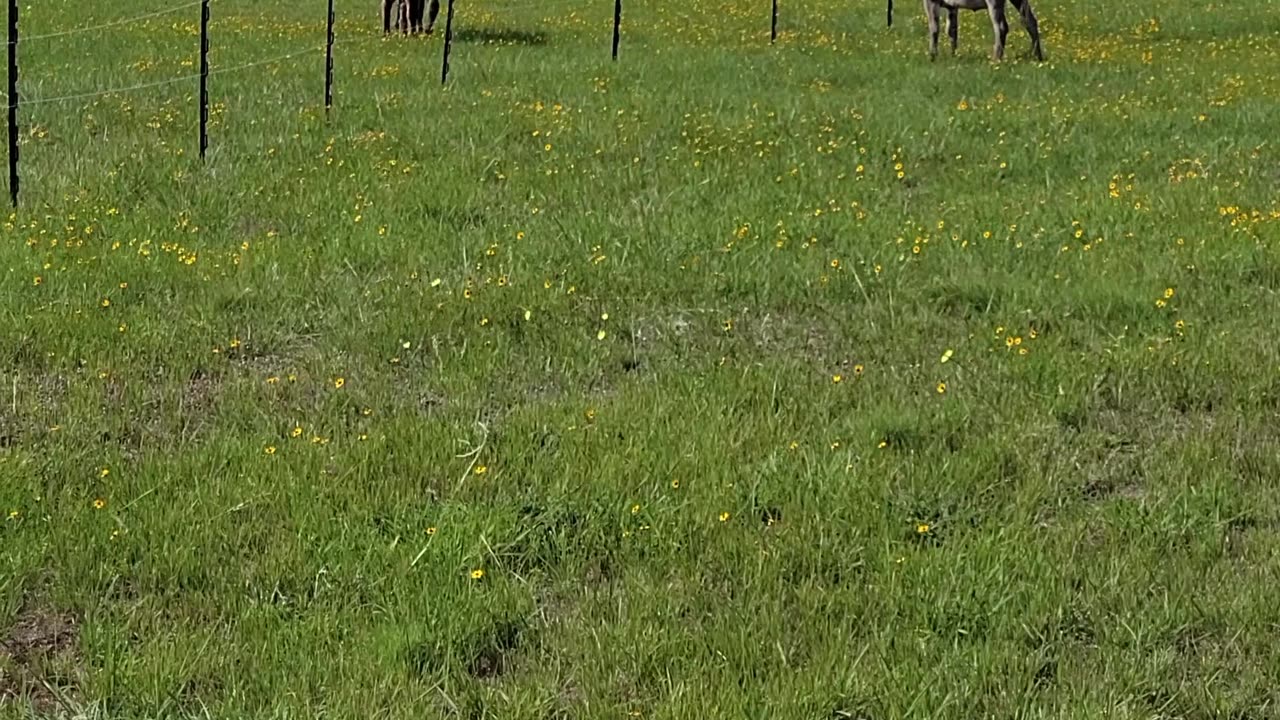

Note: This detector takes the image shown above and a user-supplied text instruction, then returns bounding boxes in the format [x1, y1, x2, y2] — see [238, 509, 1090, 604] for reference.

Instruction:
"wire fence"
[3, 0, 615, 101]
[0, 0, 565, 205]
[17, 34, 386, 107]
[20, 0, 206, 42]
[3, 0, 754, 205]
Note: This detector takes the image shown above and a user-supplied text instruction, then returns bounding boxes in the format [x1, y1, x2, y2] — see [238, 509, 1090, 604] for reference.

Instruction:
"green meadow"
[2, 0, 1280, 716]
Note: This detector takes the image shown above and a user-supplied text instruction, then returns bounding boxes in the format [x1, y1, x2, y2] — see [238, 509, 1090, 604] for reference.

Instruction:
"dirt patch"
[34, 374, 69, 414]
[233, 214, 276, 239]
[0, 372, 71, 449]
[0, 412, 19, 449]
[1079, 445, 1146, 503]
[166, 366, 225, 444]
[466, 618, 524, 680]
[0, 603, 82, 713]
[229, 351, 293, 379]
[182, 367, 222, 414]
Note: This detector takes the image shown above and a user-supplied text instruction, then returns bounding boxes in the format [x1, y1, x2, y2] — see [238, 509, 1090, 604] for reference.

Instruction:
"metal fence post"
[7, 0, 19, 207]
[441, 0, 456, 84]
[199, 0, 210, 159]
[612, 0, 622, 59]
[325, 0, 335, 111]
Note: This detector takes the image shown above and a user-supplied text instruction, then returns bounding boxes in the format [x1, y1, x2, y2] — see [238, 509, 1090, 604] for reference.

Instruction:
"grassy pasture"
[2, 0, 1280, 716]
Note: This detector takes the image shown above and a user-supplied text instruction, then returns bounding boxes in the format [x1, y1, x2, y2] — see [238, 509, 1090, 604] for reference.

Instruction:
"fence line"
[16, 0, 579, 48]
[21, 0, 206, 42]
[14, 0, 614, 56]
[17, 32, 404, 107]
[25, 0, 600, 43]
[5, 0, 665, 205]
[5, 0, 681, 109]
[23, 45, 323, 106]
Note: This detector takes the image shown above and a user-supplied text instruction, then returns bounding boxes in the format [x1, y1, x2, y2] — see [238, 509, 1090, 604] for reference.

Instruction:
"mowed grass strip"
[2, 0, 1280, 716]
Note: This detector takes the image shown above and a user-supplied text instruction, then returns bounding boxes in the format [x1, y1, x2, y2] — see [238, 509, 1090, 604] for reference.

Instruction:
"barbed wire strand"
[3, 0, 620, 104]
[11, 0, 636, 48]
[22, 44, 323, 106]
[21, 0, 207, 42]
[9, 0, 607, 57]
[22, 0, 608, 44]
[15, 29, 425, 106]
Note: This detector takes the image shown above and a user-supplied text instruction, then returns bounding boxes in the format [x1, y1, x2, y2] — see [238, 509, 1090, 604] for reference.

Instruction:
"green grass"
[2, 0, 1280, 716]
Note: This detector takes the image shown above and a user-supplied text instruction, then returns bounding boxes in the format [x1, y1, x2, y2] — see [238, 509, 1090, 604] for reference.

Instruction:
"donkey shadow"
[454, 27, 548, 46]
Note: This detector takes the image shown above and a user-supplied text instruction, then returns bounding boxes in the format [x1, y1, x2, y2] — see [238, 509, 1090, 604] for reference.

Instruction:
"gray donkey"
[889, 0, 958, 34]
[889, 0, 962, 56]
[924, 0, 1043, 61]
[382, 0, 441, 35]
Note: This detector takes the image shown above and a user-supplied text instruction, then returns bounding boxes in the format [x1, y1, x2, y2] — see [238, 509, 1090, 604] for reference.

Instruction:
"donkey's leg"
[947, 7, 959, 54]
[924, 0, 941, 59]
[392, 0, 402, 32]
[1009, 0, 1043, 60]
[409, 0, 424, 33]
[425, 0, 441, 33]
[382, 0, 394, 34]
[986, 0, 1009, 61]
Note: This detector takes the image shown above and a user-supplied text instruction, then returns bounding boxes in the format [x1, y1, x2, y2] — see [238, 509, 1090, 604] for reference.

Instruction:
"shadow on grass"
[454, 27, 548, 46]
[421, 204, 489, 230]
